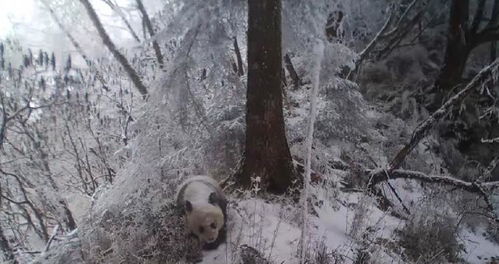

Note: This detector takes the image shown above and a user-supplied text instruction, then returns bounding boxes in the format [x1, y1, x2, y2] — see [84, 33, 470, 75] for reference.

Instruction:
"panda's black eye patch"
[210, 223, 216, 229]
[199, 226, 204, 233]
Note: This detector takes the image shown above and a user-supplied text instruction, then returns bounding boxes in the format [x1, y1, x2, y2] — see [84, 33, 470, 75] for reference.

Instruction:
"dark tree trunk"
[430, 0, 470, 110]
[0, 225, 17, 263]
[239, 0, 295, 193]
[79, 0, 148, 96]
[136, 0, 164, 68]
[435, 0, 470, 92]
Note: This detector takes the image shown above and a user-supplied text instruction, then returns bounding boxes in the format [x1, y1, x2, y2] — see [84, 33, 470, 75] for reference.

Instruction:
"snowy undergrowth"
[196, 182, 406, 264]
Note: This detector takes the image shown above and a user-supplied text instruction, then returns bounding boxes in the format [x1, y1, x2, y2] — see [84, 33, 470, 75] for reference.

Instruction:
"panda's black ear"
[208, 192, 218, 205]
[185, 200, 193, 212]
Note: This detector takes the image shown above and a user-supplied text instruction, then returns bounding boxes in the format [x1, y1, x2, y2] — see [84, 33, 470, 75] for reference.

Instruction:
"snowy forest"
[1, 0, 499, 263]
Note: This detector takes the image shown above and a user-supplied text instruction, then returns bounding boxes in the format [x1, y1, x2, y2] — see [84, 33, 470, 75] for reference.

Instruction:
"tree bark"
[136, 0, 164, 68]
[434, 0, 470, 93]
[79, 0, 148, 96]
[239, 0, 295, 193]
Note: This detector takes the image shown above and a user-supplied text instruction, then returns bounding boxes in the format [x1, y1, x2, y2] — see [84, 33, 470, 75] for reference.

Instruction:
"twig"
[102, 0, 141, 43]
[44, 224, 60, 252]
[347, 5, 395, 80]
[367, 168, 499, 223]
[136, 0, 164, 68]
[233, 37, 244, 76]
[383, 169, 411, 215]
[481, 137, 499, 143]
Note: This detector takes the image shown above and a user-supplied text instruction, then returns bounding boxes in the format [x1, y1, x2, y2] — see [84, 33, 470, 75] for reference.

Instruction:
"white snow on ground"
[196, 176, 499, 264]
[201, 198, 302, 264]
[460, 227, 499, 264]
[198, 175, 409, 264]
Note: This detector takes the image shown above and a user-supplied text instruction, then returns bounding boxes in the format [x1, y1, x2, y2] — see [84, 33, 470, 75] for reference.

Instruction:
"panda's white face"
[186, 203, 224, 244]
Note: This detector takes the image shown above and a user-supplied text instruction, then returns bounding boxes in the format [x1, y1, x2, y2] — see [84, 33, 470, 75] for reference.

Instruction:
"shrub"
[399, 213, 463, 263]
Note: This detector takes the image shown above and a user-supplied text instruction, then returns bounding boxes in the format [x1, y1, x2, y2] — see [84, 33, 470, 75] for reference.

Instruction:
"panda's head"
[185, 193, 224, 244]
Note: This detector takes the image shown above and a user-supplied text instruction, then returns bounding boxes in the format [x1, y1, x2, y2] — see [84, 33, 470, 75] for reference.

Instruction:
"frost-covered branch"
[367, 168, 499, 223]
[0, 168, 50, 241]
[135, 0, 164, 68]
[0, 91, 66, 147]
[79, 0, 148, 96]
[347, 5, 395, 80]
[102, 0, 141, 43]
[389, 59, 499, 172]
[41, 0, 110, 91]
[44, 224, 60, 252]
[481, 137, 499, 143]
[348, 0, 428, 78]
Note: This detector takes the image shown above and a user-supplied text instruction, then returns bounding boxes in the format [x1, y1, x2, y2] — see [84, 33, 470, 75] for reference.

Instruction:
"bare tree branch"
[43, 224, 59, 252]
[481, 137, 499, 143]
[366, 168, 499, 223]
[347, 5, 395, 80]
[79, 0, 148, 96]
[135, 0, 164, 68]
[233, 36, 244, 76]
[40, 0, 110, 91]
[101, 0, 141, 43]
[284, 53, 301, 88]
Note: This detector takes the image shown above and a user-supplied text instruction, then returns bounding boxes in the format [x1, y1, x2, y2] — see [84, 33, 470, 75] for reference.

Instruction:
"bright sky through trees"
[0, 0, 36, 37]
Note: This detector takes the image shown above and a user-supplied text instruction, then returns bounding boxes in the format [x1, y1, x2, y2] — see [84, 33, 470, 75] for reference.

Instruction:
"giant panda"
[176, 175, 227, 251]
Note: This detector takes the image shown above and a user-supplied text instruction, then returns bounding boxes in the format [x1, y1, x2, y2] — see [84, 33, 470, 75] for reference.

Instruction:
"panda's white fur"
[176, 176, 227, 249]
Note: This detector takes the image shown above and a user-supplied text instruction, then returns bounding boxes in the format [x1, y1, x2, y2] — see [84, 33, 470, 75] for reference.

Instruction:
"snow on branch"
[366, 168, 499, 223]
[389, 59, 499, 172]
[481, 137, 499, 143]
[41, 0, 110, 91]
[79, 0, 148, 96]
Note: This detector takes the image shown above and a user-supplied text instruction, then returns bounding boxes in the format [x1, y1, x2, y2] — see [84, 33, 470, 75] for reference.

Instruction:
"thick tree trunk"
[239, 0, 295, 193]
[136, 0, 164, 68]
[436, 0, 469, 89]
[431, 0, 470, 109]
[79, 0, 148, 96]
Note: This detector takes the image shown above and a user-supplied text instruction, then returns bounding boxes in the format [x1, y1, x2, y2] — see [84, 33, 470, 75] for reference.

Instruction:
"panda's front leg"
[185, 233, 203, 263]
